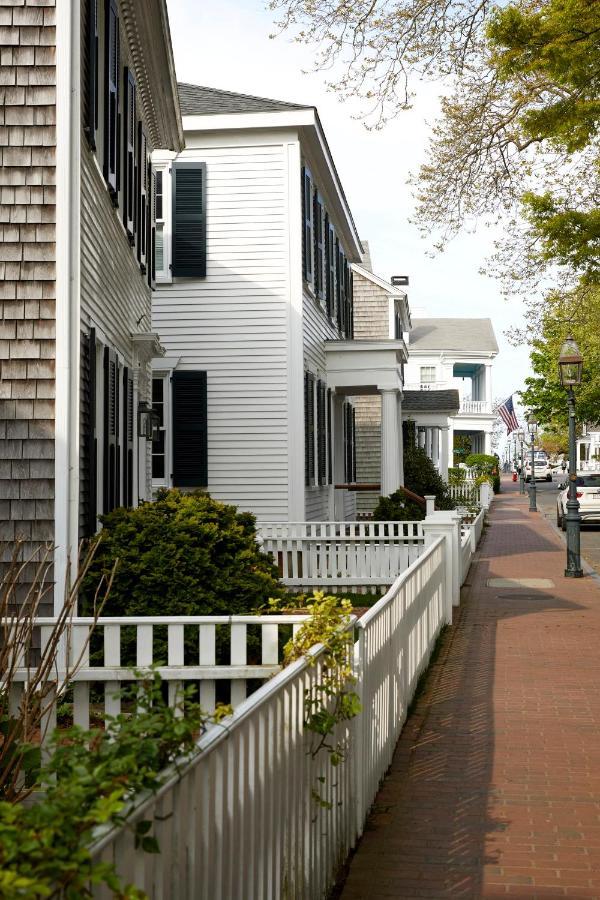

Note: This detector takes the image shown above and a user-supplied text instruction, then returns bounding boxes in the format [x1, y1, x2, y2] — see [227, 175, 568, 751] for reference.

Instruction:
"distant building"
[403, 318, 499, 461]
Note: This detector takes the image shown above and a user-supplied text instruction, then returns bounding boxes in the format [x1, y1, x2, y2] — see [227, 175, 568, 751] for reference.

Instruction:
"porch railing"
[257, 520, 423, 592]
[459, 399, 491, 414]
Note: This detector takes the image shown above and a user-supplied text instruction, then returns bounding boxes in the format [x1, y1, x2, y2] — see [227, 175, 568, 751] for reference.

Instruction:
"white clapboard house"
[151, 85, 407, 522]
[0, 0, 182, 606]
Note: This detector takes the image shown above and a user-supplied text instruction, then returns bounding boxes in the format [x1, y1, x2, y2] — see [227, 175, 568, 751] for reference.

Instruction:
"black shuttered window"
[172, 371, 208, 487]
[171, 162, 207, 278]
[104, 0, 119, 197]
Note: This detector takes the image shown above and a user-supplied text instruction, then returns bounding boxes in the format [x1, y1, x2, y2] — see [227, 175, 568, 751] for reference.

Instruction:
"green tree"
[519, 285, 600, 427]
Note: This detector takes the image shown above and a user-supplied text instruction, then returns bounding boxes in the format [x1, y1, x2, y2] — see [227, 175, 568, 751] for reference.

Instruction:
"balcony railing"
[460, 399, 491, 414]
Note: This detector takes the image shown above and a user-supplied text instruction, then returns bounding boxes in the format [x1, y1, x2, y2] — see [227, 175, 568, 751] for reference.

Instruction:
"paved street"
[341, 479, 600, 899]
[519, 472, 600, 577]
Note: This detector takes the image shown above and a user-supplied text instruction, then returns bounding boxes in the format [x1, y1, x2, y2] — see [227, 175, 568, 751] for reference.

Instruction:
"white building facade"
[151, 85, 406, 522]
[403, 318, 499, 464]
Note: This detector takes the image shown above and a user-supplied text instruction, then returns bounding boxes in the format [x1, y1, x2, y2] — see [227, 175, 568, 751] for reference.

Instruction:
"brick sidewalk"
[340, 480, 600, 899]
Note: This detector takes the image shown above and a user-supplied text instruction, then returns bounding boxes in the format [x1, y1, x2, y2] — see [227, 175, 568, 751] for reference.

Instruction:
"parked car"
[556, 472, 600, 529]
[524, 456, 553, 482]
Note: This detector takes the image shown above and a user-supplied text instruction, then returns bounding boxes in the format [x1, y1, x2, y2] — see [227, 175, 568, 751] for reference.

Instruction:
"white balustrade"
[258, 521, 423, 593]
[459, 399, 491, 414]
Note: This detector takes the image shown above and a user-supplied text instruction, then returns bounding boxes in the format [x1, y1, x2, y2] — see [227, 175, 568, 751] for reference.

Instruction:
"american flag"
[497, 395, 519, 434]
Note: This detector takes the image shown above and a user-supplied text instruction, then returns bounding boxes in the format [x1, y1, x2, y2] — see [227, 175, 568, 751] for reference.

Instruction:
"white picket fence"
[88, 536, 449, 900]
[258, 521, 423, 592]
[8, 507, 486, 899]
[8, 615, 309, 730]
[448, 480, 479, 504]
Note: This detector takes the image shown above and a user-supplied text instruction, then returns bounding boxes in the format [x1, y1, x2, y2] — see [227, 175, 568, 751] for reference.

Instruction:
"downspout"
[55, 1, 81, 613]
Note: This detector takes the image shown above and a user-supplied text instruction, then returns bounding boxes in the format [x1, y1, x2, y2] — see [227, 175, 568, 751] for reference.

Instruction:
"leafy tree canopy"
[271, 0, 600, 297]
[519, 284, 600, 427]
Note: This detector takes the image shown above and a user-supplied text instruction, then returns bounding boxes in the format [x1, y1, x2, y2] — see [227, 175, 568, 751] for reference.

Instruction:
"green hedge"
[80, 489, 283, 621]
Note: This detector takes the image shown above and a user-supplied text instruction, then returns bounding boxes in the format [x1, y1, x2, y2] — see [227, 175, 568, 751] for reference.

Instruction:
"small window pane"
[155, 223, 164, 272]
[420, 366, 436, 384]
[156, 170, 163, 220]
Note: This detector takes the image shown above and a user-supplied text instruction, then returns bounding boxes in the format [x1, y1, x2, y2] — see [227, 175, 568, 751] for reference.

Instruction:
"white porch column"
[484, 431, 492, 456]
[381, 389, 401, 496]
[485, 362, 493, 409]
[439, 426, 450, 481]
[333, 394, 345, 519]
[396, 391, 404, 484]
[418, 427, 426, 450]
[426, 427, 433, 460]
[448, 422, 454, 469]
[432, 428, 441, 471]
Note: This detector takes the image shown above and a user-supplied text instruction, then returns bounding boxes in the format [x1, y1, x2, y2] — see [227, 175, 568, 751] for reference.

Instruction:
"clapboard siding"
[153, 141, 289, 519]
[302, 286, 356, 522]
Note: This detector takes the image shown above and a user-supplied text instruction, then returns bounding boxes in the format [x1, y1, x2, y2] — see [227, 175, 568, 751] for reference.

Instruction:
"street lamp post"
[517, 428, 526, 494]
[558, 335, 584, 578]
[527, 414, 538, 512]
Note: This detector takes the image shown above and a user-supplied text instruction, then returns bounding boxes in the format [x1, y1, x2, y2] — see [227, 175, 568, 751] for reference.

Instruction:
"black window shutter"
[304, 372, 315, 487]
[303, 169, 312, 282]
[171, 162, 207, 278]
[327, 387, 333, 484]
[104, 0, 119, 197]
[344, 401, 354, 483]
[137, 125, 147, 270]
[301, 166, 307, 282]
[84, 0, 98, 150]
[103, 347, 119, 513]
[349, 268, 354, 338]
[325, 215, 333, 317]
[313, 191, 324, 299]
[335, 238, 342, 333]
[352, 405, 357, 482]
[122, 367, 134, 507]
[172, 371, 208, 487]
[148, 165, 156, 288]
[317, 380, 327, 485]
[81, 328, 97, 537]
[123, 67, 136, 240]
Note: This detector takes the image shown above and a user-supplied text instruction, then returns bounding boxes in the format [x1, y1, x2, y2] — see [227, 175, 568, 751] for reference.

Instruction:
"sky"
[166, 0, 532, 416]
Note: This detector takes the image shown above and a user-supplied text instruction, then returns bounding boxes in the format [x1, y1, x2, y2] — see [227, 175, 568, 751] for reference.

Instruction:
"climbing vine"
[267, 591, 362, 809]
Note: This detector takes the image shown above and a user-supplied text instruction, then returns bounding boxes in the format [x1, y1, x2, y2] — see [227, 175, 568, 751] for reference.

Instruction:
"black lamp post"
[517, 428, 526, 494]
[558, 335, 584, 578]
[527, 414, 538, 511]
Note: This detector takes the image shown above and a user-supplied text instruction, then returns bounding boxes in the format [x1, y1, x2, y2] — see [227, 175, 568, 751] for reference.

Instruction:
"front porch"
[325, 339, 406, 511]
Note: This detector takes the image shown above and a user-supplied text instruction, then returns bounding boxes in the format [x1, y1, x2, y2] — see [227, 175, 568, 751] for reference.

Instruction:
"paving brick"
[340, 482, 600, 898]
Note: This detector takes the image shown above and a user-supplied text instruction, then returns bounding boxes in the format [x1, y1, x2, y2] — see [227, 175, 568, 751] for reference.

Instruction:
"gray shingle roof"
[403, 390, 461, 413]
[178, 83, 310, 117]
[409, 318, 499, 353]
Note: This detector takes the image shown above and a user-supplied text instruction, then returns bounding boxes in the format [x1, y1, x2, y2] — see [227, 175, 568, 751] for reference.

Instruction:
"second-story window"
[154, 170, 167, 277]
[104, 0, 120, 199]
[420, 366, 436, 385]
[301, 167, 313, 285]
[313, 190, 324, 302]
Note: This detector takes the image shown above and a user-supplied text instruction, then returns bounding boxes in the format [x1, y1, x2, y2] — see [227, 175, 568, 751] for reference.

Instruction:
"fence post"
[424, 495, 435, 516]
[421, 510, 462, 622]
[479, 481, 491, 509]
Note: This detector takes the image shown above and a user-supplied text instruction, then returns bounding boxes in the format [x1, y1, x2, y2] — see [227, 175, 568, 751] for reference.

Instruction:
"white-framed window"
[420, 366, 436, 385]
[151, 372, 170, 486]
[154, 165, 171, 281]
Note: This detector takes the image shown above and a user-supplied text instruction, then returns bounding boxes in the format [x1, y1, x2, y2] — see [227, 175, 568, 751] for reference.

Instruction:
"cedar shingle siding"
[0, 2, 56, 580]
[352, 271, 389, 513]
